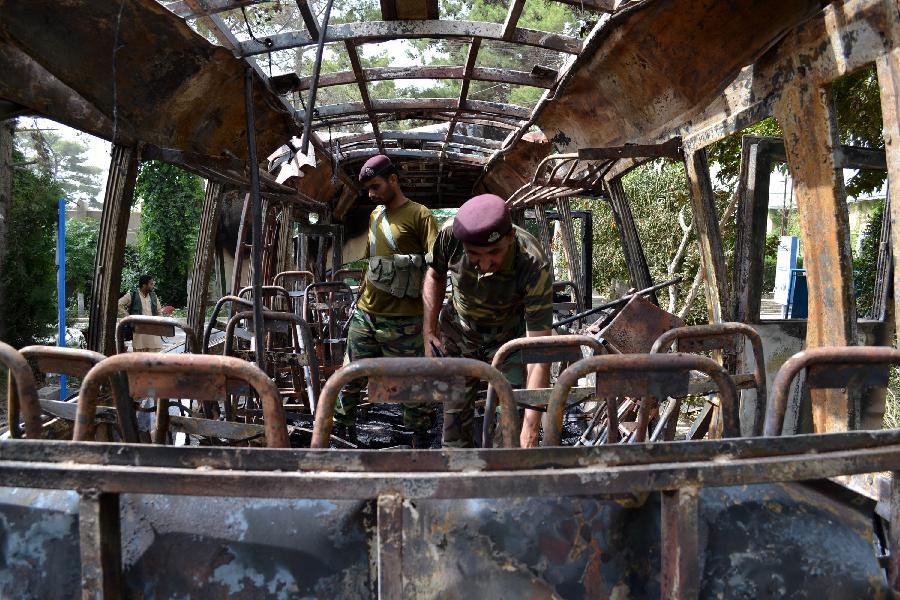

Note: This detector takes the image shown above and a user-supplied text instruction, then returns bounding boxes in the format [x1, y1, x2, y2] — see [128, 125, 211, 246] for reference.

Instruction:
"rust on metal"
[0, 340, 42, 439]
[74, 353, 290, 448]
[545, 353, 740, 446]
[313, 357, 520, 448]
[767, 346, 900, 437]
[651, 322, 768, 436]
[483, 335, 604, 447]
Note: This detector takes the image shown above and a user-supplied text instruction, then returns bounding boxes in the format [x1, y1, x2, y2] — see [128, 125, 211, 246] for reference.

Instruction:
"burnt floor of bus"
[274, 402, 586, 449]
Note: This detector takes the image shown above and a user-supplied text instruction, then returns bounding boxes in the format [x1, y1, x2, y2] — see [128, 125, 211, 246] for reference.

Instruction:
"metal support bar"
[775, 79, 857, 433]
[683, 148, 730, 324]
[79, 491, 123, 599]
[606, 178, 655, 303]
[300, 0, 335, 155]
[187, 181, 224, 343]
[377, 494, 403, 600]
[878, 50, 900, 341]
[660, 486, 700, 600]
[245, 69, 266, 372]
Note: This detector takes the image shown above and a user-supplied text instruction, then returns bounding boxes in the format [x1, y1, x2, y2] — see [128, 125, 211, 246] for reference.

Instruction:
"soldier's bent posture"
[423, 194, 553, 448]
[334, 155, 439, 445]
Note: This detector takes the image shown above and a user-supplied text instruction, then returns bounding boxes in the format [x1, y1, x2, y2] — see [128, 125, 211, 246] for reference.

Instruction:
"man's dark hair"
[138, 274, 154, 287]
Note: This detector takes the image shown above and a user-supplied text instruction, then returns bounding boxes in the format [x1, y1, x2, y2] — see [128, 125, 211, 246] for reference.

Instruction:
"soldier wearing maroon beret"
[423, 193, 553, 448]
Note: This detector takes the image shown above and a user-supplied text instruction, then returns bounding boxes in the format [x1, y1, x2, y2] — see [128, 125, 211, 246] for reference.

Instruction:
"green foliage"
[1, 151, 61, 347]
[120, 245, 143, 295]
[64, 218, 100, 298]
[853, 199, 884, 319]
[761, 233, 780, 292]
[134, 161, 204, 307]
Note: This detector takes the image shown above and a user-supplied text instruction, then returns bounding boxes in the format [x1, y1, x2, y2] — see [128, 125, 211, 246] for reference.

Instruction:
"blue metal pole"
[57, 198, 66, 401]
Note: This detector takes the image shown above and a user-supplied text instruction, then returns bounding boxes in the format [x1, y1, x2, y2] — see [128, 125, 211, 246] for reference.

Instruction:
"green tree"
[854, 199, 884, 318]
[64, 217, 100, 300]
[17, 123, 103, 206]
[134, 161, 204, 307]
[1, 150, 60, 347]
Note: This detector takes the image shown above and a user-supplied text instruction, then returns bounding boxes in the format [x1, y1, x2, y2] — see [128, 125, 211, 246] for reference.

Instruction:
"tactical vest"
[130, 289, 159, 316]
[365, 206, 427, 299]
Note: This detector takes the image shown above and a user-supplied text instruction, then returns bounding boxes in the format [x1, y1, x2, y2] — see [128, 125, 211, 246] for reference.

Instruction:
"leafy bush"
[134, 161, 203, 306]
[1, 151, 60, 347]
[854, 199, 884, 318]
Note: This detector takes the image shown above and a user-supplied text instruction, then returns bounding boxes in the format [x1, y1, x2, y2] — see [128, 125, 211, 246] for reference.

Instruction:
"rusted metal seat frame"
[238, 284, 294, 313]
[302, 281, 355, 379]
[273, 270, 315, 312]
[313, 357, 519, 448]
[224, 309, 321, 414]
[482, 335, 604, 448]
[17, 346, 139, 443]
[765, 346, 900, 437]
[203, 295, 255, 353]
[650, 322, 767, 439]
[330, 268, 363, 283]
[545, 353, 740, 446]
[1, 341, 42, 439]
[115, 315, 200, 355]
[74, 353, 290, 448]
[552, 280, 583, 315]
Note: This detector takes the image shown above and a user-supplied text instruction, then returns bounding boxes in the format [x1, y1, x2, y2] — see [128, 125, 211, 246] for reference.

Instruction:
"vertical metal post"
[580, 211, 593, 310]
[775, 80, 856, 432]
[877, 50, 900, 345]
[683, 148, 730, 324]
[57, 198, 66, 400]
[79, 491, 123, 599]
[245, 68, 266, 372]
[660, 486, 701, 600]
[377, 494, 403, 600]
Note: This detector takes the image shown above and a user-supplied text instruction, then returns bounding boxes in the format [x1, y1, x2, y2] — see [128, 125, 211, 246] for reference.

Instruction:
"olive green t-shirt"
[357, 200, 438, 316]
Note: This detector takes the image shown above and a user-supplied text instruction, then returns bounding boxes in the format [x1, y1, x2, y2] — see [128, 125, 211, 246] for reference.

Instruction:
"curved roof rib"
[238, 21, 584, 57]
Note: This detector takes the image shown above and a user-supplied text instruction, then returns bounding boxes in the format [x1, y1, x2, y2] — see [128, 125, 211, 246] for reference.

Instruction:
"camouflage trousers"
[334, 309, 434, 431]
[439, 304, 525, 448]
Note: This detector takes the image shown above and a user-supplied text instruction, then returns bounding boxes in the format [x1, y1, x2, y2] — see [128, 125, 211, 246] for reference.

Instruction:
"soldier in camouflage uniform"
[423, 193, 553, 448]
[334, 155, 439, 445]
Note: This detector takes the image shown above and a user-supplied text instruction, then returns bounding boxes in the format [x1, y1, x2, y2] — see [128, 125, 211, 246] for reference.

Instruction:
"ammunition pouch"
[367, 254, 426, 298]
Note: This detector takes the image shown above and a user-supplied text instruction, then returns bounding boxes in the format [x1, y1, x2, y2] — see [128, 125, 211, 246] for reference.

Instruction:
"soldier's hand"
[424, 333, 446, 357]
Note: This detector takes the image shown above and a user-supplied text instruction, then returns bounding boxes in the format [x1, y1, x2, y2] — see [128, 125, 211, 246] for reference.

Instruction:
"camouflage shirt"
[428, 223, 553, 331]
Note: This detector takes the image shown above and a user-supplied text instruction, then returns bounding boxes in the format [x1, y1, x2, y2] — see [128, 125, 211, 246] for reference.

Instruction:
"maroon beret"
[359, 154, 395, 182]
[453, 194, 512, 246]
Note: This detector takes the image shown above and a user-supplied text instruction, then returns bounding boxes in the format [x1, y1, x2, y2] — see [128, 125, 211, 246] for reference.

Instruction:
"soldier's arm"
[422, 267, 446, 357]
[423, 227, 449, 357]
[520, 259, 555, 447]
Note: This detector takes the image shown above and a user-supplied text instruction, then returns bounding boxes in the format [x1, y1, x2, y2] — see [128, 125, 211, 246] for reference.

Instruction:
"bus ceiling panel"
[238, 21, 584, 57]
[1, 0, 303, 162]
[516, 0, 832, 153]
